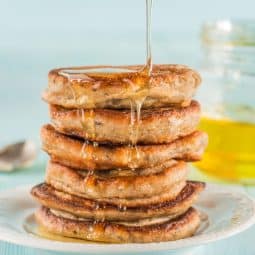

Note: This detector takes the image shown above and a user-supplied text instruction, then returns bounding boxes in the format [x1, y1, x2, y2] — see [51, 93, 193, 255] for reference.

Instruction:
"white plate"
[0, 183, 254, 254]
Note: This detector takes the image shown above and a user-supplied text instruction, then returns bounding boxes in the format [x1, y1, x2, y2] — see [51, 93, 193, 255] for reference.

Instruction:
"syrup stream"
[128, 0, 153, 165]
[145, 0, 153, 75]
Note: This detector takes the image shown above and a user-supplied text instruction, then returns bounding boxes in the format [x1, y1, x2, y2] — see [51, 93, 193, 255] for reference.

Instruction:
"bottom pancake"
[35, 207, 200, 243]
[31, 181, 205, 221]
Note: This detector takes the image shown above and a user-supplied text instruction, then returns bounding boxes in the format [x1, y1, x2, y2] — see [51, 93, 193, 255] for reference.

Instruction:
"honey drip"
[68, 83, 77, 101]
[144, 0, 153, 75]
[84, 170, 94, 185]
[78, 108, 96, 166]
[24, 213, 96, 244]
[128, 0, 153, 165]
[89, 109, 96, 141]
[78, 104, 96, 139]
[80, 140, 89, 158]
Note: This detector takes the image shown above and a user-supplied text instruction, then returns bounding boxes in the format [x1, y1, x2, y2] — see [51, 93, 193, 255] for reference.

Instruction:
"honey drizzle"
[78, 107, 96, 164]
[89, 109, 96, 141]
[80, 140, 89, 158]
[128, 0, 153, 166]
[144, 0, 153, 75]
[58, 70, 93, 102]
[78, 108, 90, 162]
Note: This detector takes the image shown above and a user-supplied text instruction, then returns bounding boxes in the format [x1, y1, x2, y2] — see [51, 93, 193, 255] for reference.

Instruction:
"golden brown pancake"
[95, 181, 186, 207]
[45, 160, 188, 199]
[32, 181, 187, 210]
[31, 181, 205, 221]
[35, 206, 200, 243]
[49, 100, 200, 145]
[41, 124, 208, 171]
[43, 64, 201, 109]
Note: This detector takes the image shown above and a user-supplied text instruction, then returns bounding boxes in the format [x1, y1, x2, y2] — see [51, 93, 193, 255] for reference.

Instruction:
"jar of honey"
[195, 20, 255, 183]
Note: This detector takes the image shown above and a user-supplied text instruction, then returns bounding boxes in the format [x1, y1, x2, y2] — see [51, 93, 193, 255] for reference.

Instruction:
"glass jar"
[195, 20, 255, 183]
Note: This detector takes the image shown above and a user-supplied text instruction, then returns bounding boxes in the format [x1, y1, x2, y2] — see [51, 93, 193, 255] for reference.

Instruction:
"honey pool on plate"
[195, 117, 255, 182]
[23, 212, 209, 244]
[24, 213, 95, 244]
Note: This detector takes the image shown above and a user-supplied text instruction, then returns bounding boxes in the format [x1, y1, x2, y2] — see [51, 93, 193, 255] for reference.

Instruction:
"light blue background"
[0, 0, 255, 254]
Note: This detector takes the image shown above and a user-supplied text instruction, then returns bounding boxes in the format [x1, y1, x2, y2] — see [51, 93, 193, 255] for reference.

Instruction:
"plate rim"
[0, 183, 254, 254]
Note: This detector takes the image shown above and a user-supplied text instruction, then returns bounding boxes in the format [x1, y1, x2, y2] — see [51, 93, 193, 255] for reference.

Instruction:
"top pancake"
[43, 65, 201, 109]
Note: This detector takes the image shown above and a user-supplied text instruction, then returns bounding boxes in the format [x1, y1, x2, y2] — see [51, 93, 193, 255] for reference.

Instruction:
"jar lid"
[201, 20, 255, 48]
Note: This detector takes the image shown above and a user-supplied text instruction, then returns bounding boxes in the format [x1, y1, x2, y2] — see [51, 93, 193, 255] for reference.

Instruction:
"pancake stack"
[31, 64, 208, 243]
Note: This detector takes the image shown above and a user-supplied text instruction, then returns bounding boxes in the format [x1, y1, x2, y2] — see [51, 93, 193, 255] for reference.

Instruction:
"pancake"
[45, 160, 188, 199]
[43, 64, 201, 109]
[95, 181, 186, 207]
[31, 181, 205, 221]
[32, 181, 186, 210]
[49, 100, 200, 145]
[41, 124, 208, 171]
[35, 206, 200, 243]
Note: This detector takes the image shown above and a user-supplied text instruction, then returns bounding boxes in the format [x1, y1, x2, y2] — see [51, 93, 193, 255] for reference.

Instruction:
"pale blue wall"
[0, 0, 254, 142]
